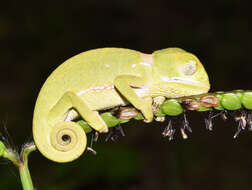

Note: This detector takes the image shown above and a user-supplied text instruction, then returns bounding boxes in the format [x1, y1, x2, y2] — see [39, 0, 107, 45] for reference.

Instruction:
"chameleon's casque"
[33, 48, 210, 162]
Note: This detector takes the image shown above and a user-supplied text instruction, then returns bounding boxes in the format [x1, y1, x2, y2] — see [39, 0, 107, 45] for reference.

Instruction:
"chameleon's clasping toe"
[142, 110, 154, 123]
[100, 126, 109, 133]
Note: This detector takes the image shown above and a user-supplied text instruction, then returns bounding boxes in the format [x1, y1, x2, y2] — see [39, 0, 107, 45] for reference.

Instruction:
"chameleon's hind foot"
[49, 121, 87, 162]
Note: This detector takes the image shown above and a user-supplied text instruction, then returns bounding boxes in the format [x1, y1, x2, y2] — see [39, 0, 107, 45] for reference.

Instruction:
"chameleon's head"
[151, 48, 210, 98]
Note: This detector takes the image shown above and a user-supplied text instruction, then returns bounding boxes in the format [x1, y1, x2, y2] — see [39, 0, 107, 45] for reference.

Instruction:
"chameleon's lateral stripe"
[77, 84, 114, 95]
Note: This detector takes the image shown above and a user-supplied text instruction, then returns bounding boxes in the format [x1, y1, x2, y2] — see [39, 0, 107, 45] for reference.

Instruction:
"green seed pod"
[241, 91, 252, 110]
[233, 89, 244, 102]
[214, 93, 224, 110]
[134, 113, 144, 120]
[0, 140, 6, 157]
[161, 99, 183, 116]
[100, 112, 120, 127]
[221, 93, 242, 110]
[77, 120, 92, 133]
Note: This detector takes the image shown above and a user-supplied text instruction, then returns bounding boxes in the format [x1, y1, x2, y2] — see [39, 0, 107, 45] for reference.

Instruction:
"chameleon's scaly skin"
[33, 48, 210, 162]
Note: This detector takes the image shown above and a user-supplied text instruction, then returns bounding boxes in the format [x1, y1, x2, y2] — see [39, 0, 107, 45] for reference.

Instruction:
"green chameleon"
[32, 47, 210, 163]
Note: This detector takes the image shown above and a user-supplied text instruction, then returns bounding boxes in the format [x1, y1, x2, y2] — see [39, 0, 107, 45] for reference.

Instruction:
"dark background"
[1, 0, 252, 189]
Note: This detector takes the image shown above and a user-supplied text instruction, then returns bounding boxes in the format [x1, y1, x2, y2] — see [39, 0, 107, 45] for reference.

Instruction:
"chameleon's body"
[33, 48, 210, 162]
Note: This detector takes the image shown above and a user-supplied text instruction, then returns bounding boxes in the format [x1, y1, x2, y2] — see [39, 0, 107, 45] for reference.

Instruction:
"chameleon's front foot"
[48, 121, 87, 163]
[141, 97, 154, 123]
[141, 105, 154, 123]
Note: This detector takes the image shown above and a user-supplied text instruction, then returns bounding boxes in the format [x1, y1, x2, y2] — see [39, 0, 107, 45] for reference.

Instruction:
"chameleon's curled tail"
[33, 113, 87, 163]
[47, 121, 87, 162]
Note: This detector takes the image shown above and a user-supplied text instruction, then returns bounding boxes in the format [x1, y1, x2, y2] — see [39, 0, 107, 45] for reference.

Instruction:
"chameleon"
[32, 47, 210, 163]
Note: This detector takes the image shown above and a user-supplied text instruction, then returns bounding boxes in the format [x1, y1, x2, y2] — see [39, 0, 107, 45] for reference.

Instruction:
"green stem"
[2, 149, 19, 165]
[19, 142, 36, 190]
[19, 162, 34, 190]
[1, 141, 36, 190]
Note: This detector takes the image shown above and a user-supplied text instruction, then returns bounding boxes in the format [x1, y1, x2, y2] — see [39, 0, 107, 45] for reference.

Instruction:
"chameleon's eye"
[182, 60, 197, 76]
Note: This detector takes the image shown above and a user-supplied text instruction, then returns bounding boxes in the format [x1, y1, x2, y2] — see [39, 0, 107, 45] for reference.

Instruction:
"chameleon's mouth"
[160, 76, 210, 89]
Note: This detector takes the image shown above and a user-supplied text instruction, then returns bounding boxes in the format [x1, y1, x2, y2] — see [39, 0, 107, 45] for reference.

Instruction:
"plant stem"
[1, 141, 36, 190]
[2, 149, 19, 165]
[19, 142, 36, 190]
[19, 162, 34, 190]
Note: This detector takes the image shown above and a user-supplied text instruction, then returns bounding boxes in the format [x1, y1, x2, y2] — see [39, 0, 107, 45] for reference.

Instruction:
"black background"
[1, 1, 252, 189]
